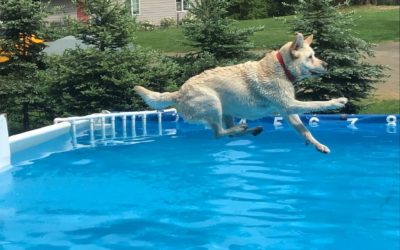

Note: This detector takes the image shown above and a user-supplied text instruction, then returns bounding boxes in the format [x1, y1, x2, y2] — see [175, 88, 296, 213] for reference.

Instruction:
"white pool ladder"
[54, 108, 178, 145]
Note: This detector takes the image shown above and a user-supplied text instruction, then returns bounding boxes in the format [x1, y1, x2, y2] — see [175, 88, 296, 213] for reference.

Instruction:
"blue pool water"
[1, 116, 399, 249]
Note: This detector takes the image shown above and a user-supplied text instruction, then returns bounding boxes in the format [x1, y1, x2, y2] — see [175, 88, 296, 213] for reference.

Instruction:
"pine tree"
[75, 0, 136, 51]
[43, 0, 180, 116]
[292, 0, 386, 113]
[182, 0, 263, 60]
[0, 0, 48, 133]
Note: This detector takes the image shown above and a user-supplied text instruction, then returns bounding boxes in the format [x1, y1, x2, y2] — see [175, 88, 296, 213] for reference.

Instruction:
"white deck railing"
[54, 108, 178, 146]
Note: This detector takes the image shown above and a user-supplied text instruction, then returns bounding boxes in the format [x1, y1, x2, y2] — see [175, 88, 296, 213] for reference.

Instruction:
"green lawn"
[350, 6, 400, 43]
[135, 28, 190, 52]
[135, 6, 399, 53]
[359, 99, 400, 114]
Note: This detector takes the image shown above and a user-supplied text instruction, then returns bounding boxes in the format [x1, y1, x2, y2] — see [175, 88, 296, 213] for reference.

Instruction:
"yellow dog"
[135, 33, 348, 153]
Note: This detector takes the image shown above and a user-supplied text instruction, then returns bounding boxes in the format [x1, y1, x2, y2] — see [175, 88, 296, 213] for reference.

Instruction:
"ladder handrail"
[54, 108, 177, 123]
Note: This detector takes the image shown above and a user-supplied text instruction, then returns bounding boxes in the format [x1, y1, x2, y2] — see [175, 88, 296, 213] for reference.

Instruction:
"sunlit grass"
[135, 6, 399, 52]
[359, 99, 400, 114]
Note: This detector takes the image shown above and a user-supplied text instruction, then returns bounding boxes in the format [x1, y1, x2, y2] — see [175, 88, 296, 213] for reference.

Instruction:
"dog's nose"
[322, 61, 328, 68]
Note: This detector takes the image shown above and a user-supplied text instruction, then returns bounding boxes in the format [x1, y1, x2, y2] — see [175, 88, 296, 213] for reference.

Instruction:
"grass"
[135, 28, 191, 52]
[359, 99, 400, 114]
[135, 6, 399, 52]
[349, 6, 400, 43]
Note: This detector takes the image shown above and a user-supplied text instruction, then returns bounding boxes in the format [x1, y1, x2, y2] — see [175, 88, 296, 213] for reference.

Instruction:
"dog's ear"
[290, 32, 304, 51]
[305, 34, 314, 46]
[290, 33, 304, 58]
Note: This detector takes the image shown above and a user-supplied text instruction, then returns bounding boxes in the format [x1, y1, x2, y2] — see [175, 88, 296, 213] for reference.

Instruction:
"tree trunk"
[22, 102, 30, 131]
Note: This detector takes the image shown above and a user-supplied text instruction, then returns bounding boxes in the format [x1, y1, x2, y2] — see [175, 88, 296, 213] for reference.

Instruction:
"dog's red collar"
[276, 52, 296, 82]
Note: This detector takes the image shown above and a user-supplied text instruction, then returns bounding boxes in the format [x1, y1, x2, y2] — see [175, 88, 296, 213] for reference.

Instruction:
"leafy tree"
[352, 0, 399, 4]
[228, 0, 267, 20]
[182, 0, 263, 60]
[266, 0, 298, 17]
[0, 0, 49, 133]
[292, 0, 386, 113]
[351, 0, 377, 4]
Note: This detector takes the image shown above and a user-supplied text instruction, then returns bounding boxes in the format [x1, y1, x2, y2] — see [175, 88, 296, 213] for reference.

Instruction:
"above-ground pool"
[1, 114, 399, 249]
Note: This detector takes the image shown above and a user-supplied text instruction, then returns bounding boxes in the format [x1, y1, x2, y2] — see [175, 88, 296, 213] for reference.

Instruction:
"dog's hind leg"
[223, 115, 235, 129]
[209, 121, 248, 138]
[223, 115, 263, 137]
[286, 114, 330, 154]
[183, 95, 248, 138]
[208, 114, 248, 138]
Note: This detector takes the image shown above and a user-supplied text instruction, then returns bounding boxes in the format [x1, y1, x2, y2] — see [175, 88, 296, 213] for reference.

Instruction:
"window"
[126, 0, 139, 15]
[176, 0, 190, 11]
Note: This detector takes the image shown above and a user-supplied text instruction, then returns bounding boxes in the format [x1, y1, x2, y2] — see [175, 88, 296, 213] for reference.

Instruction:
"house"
[45, 0, 86, 22]
[44, 0, 191, 25]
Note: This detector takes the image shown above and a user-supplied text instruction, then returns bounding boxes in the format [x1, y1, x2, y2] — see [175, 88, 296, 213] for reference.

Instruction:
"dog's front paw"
[336, 97, 348, 104]
[330, 97, 348, 109]
[315, 143, 330, 154]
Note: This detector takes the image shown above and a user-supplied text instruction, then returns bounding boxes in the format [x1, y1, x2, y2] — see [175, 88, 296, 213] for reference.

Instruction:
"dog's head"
[278, 33, 328, 81]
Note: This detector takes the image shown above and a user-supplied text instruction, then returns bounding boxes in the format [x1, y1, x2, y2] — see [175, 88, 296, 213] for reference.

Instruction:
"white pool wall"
[9, 122, 71, 154]
[0, 114, 11, 170]
[9, 120, 90, 154]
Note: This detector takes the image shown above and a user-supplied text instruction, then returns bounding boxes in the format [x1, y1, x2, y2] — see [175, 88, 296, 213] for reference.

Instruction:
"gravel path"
[367, 42, 399, 100]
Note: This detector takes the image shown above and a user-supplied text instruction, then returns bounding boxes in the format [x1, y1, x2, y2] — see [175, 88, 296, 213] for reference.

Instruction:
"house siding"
[45, 0, 76, 22]
[135, 0, 188, 24]
[43, 0, 189, 25]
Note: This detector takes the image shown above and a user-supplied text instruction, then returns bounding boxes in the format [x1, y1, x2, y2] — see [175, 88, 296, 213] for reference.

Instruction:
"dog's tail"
[134, 86, 179, 110]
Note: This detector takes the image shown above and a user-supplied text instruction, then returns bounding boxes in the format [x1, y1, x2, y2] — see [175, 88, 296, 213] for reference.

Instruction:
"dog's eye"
[308, 55, 313, 59]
